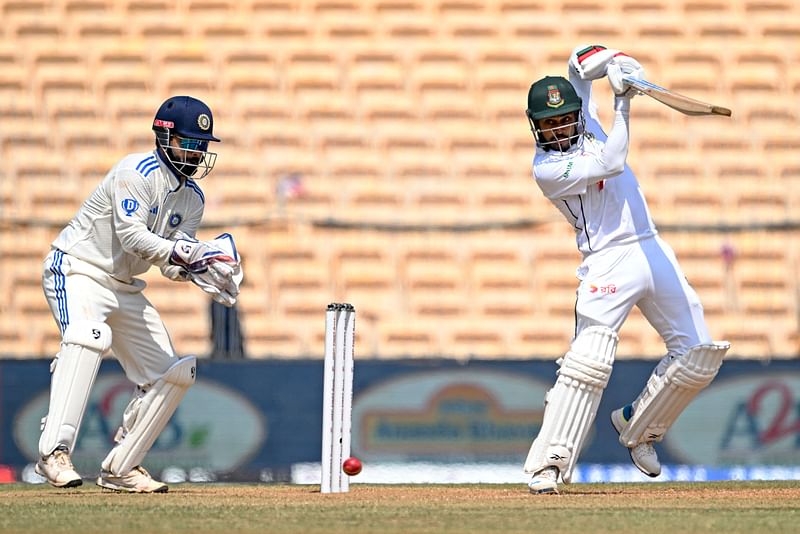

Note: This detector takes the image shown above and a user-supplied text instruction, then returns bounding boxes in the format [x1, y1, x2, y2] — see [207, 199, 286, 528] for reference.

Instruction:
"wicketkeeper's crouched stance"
[37, 96, 243, 493]
[522, 45, 730, 494]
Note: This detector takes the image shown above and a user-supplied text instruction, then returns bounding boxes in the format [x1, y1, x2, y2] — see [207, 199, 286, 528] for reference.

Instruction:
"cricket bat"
[623, 76, 732, 117]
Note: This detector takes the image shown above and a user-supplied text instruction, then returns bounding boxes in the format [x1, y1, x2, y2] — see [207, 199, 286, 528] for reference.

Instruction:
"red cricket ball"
[342, 456, 362, 476]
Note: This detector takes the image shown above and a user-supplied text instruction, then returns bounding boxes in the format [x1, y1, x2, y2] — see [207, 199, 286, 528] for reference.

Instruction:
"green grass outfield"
[1, 481, 798, 534]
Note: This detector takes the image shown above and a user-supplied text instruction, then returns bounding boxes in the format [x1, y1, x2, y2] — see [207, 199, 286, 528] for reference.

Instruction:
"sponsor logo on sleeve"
[561, 161, 574, 179]
[121, 198, 139, 216]
[169, 213, 183, 227]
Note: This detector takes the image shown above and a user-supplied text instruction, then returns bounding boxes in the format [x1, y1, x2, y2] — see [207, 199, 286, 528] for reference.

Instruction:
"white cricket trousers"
[574, 235, 711, 358]
[42, 249, 178, 386]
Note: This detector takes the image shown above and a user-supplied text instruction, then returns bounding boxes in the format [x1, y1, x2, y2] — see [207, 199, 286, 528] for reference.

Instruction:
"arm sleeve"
[112, 169, 175, 266]
[568, 62, 605, 141]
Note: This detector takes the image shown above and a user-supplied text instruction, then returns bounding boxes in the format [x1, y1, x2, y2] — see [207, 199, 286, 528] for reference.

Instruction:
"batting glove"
[612, 54, 645, 79]
[569, 44, 621, 80]
[607, 64, 640, 99]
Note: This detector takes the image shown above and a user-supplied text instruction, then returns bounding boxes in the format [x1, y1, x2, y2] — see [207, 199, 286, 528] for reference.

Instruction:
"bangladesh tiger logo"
[546, 85, 564, 108]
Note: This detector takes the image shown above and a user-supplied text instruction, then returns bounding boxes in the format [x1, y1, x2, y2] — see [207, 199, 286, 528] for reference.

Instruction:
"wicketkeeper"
[522, 45, 730, 494]
[37, 95, 243, 493]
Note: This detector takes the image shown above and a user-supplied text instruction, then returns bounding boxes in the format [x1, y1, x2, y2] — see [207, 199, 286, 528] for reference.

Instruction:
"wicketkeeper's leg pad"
[524, 326, 618, 483]
[39, 321, 112, 457]
[618, 341, 730, 447]
[101, 356, 196, 475]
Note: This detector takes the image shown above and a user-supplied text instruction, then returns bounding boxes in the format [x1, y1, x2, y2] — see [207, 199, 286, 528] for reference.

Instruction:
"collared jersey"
[532, 72, 657, 257]
[52, 150, 205, 283]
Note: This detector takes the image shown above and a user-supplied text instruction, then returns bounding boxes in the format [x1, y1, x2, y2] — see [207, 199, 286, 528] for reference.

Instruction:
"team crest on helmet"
[197, 114, 211, 131]
[546, 85, 565, 108]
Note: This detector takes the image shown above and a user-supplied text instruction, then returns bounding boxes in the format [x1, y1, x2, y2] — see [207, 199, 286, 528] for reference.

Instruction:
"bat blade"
[623, 76, 732, 117]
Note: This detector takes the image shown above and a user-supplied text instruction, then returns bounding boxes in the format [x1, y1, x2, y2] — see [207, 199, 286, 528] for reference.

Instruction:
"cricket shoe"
[611, 405, 661, 478]
[528, 466, 559, 495]
[35, 447, 83, 488]
[97, 466, 168, 493]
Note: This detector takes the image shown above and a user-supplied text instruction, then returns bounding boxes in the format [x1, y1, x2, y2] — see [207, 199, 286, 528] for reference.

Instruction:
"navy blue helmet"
[152, 96, 220, 179]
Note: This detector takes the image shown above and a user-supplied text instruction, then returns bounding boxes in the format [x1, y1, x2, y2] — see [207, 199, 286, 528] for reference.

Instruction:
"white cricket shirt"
[52, 150, 205, 284]
[532, 71, 657, 257]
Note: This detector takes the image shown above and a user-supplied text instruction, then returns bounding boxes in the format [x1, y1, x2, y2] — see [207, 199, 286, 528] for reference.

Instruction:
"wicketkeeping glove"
[192, 266, 240, 307]
[186, 233, 243, 308]
[169, 237, 237, 274]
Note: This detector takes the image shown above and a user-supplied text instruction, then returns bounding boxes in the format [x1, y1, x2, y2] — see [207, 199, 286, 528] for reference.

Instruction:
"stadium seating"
[0, 0, 797, 360]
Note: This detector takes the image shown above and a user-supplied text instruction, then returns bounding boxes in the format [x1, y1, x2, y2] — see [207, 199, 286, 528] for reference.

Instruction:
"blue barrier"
[2, 358, 799, 482]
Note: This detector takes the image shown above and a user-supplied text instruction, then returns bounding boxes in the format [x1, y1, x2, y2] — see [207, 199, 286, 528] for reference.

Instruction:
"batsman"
[37, 96, 243, 492]
[522, 45, 730, 494]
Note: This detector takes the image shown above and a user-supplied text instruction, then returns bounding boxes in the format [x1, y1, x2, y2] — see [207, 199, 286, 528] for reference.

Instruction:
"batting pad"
[39, 321, 112, 457]
[619, 342, 730, 447]
[101, 356, 196, 475]
[524, 326, 617, 483]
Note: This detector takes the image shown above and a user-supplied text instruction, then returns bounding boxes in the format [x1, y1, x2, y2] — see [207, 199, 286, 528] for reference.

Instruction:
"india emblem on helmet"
[197, 113, 210, 131]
